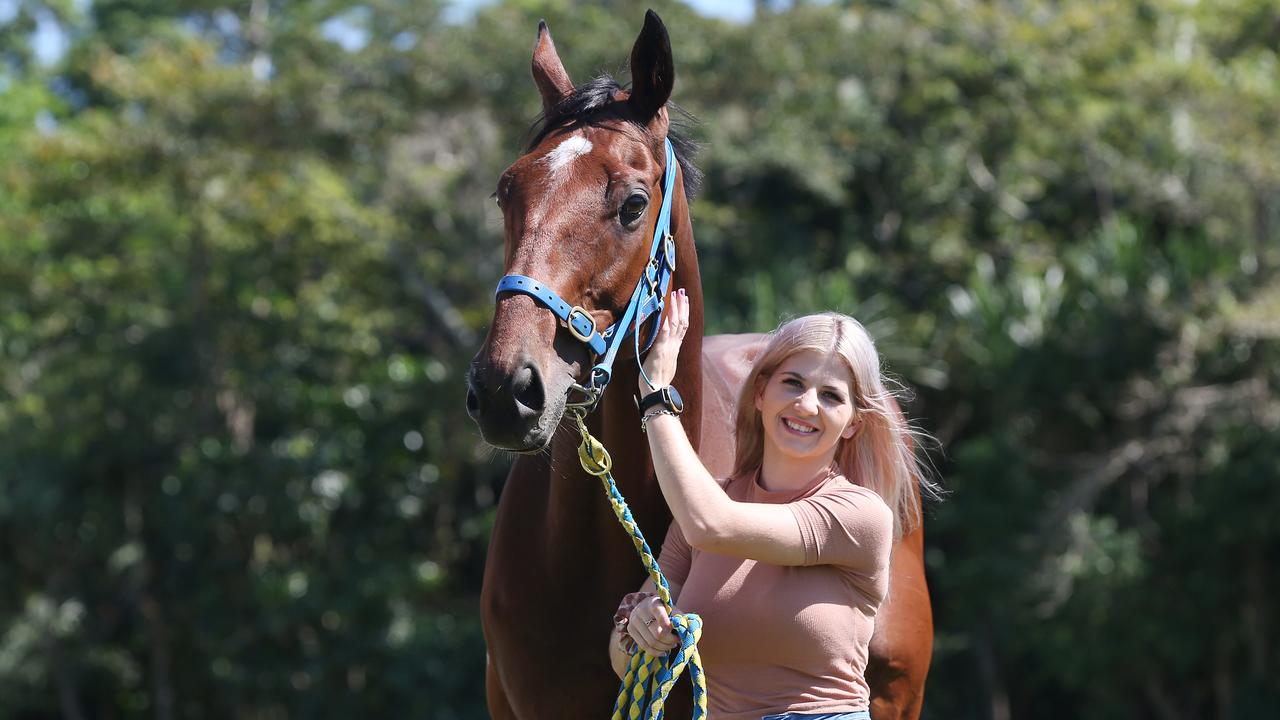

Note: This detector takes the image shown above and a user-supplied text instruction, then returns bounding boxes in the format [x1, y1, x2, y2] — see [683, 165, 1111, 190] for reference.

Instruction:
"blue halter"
[495, 138, 679, 410]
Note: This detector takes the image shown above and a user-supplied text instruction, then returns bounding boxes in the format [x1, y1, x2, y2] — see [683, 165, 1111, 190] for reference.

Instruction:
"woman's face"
[755, 349, 859, 465]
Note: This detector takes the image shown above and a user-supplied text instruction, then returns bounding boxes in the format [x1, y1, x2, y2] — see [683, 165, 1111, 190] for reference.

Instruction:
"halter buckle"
[663, 230, 676, 270]
[644, 259, 661, 295]
[566, 305, 596, 345]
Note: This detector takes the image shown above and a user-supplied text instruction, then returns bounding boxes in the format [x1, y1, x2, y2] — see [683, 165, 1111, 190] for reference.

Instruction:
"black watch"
[636, 386, 684, 416]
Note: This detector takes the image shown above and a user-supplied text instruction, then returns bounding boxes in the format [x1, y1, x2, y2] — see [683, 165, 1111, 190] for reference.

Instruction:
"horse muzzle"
[466, 353, 566, 451]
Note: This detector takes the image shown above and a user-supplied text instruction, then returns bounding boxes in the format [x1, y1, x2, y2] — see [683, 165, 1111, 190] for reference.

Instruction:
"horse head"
[467, 11, 689, 451]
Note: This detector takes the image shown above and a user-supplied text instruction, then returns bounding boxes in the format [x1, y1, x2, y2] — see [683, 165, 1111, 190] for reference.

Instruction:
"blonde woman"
[609, 289, 932, 720]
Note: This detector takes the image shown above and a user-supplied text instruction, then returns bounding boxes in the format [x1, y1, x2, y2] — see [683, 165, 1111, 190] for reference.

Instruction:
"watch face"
[665, 386, 684, 413]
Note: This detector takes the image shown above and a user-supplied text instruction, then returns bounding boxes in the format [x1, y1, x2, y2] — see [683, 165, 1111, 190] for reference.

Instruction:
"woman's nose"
[796, 388, 819, 413]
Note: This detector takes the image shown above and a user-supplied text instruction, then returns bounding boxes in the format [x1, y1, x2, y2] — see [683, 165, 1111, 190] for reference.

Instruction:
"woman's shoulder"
[822, 477, 894, 525]
[827, 475, 887, 501]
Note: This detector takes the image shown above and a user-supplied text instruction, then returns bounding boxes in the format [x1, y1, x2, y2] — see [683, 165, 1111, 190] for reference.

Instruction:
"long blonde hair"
[730, 312, 939, 538]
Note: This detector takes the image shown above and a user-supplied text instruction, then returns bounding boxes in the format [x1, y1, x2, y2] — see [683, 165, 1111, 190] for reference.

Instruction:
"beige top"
[657, 470, 893, 720]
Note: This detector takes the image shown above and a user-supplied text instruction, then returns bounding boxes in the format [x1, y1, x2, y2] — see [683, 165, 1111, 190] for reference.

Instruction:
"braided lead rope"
[574, 413, 709, 720]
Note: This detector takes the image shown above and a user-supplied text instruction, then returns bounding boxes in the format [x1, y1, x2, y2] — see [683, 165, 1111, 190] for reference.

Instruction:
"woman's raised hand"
[626, 595, 680, 657]
[639, 288, 690, 394]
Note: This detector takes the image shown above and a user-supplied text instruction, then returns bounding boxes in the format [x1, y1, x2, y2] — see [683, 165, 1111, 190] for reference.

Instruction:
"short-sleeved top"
[656, 470, 893, 720]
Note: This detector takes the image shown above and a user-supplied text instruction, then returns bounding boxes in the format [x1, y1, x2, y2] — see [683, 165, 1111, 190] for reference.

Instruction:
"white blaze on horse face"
[543, 135, 593, 178]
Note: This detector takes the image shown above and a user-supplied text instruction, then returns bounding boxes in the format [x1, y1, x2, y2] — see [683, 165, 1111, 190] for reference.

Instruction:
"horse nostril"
[466, 370, 484, 420]
[510, 361, 545, 414]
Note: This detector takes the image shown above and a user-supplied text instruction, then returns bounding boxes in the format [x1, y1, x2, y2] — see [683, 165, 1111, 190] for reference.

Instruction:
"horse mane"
[526, 75, 703, 199]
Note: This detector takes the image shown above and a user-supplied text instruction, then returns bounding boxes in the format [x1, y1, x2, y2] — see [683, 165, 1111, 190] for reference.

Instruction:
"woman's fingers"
[627, 599, 679, 655]
[662, 289, 687, 349]
[648, 602, 675, 651]
[627, 618, 661, 655]
[663, 292, 680, 343]
[638, 289, 690, 393]
[677, 289, 689, 336]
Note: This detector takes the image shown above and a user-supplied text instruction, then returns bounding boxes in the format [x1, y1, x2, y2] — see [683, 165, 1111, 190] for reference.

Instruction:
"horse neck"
[544, 192, 702, 571]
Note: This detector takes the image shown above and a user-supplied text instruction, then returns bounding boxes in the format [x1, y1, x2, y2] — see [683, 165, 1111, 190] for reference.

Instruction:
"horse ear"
[628, 10, 674, 125]
[532, 20, 574, 112]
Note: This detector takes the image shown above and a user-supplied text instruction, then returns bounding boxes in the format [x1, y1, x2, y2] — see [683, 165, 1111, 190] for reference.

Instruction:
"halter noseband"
[495, 138, 679, 413]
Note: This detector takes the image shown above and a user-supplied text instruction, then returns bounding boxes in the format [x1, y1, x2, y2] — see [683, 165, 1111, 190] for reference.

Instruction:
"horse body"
[480, 180, 704, 719]
[468, 12, 930, 719]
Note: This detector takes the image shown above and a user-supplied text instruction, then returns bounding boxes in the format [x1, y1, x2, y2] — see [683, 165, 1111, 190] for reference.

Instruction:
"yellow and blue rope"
[574, 413, 708, 720]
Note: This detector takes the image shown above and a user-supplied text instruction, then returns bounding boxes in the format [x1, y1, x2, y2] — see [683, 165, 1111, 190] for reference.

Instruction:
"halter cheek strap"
[494, 138, 679, 404]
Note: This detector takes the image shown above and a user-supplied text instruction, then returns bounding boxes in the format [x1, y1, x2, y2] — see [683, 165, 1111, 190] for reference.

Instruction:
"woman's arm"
[608, 620, 628, 678]
[643, 411, 810, 564]
[647, 414, 892, 570]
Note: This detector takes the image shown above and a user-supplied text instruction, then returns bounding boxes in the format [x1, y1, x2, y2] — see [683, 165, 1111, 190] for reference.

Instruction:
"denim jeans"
[762, 707, 875, 712]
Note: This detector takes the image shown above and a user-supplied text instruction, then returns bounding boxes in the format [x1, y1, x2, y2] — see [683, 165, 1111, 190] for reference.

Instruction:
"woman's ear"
[841, 417, 861, 440]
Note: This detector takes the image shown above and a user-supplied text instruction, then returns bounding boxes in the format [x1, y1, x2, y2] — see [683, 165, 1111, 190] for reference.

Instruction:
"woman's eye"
[823, 392, 843, 402]
[782, 378, 802, 388]
[619, 193, 648, 226]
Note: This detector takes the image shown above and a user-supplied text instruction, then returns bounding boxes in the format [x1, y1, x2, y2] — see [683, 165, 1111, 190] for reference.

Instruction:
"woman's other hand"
[639, 288, 690, 394]
[627, 595, 680, 657]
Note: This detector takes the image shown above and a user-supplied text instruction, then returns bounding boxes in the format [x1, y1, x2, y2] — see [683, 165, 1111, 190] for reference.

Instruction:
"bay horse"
[466, 11, 932, 719]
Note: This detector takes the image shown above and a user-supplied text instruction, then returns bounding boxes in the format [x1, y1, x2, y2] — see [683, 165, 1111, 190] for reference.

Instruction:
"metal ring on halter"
[663, 230, 676, 270]
[565, 382, 601, 412]
[566, 306, 596, 345]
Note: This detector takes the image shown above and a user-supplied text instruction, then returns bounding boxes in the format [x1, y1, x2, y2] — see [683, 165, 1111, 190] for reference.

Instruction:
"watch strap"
[638, 388, 670, 414]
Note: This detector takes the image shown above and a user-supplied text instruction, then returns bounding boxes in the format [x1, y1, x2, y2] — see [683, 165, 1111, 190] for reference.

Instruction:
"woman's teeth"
[783, 418, 817, 434]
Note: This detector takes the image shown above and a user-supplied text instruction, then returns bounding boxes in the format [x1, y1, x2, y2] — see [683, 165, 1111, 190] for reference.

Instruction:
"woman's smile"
[781, 416, 819, 435]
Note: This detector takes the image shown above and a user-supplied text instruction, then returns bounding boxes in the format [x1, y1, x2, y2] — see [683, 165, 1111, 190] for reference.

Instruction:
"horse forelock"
[527, 74, 702, 199]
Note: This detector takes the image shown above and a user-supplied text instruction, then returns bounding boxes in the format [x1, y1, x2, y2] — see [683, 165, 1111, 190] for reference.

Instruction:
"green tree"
[1, 0, 1277, 717]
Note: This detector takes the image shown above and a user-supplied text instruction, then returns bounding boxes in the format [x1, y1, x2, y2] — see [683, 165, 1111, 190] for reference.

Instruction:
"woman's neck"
[758, 449, 838, 493]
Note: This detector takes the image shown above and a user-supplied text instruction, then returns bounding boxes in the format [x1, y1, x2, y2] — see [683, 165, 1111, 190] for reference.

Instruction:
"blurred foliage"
[0, 0, 1277, 718]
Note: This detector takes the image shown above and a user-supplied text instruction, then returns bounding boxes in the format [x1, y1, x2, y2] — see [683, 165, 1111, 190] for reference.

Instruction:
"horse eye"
[619, 193, 648, 226]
